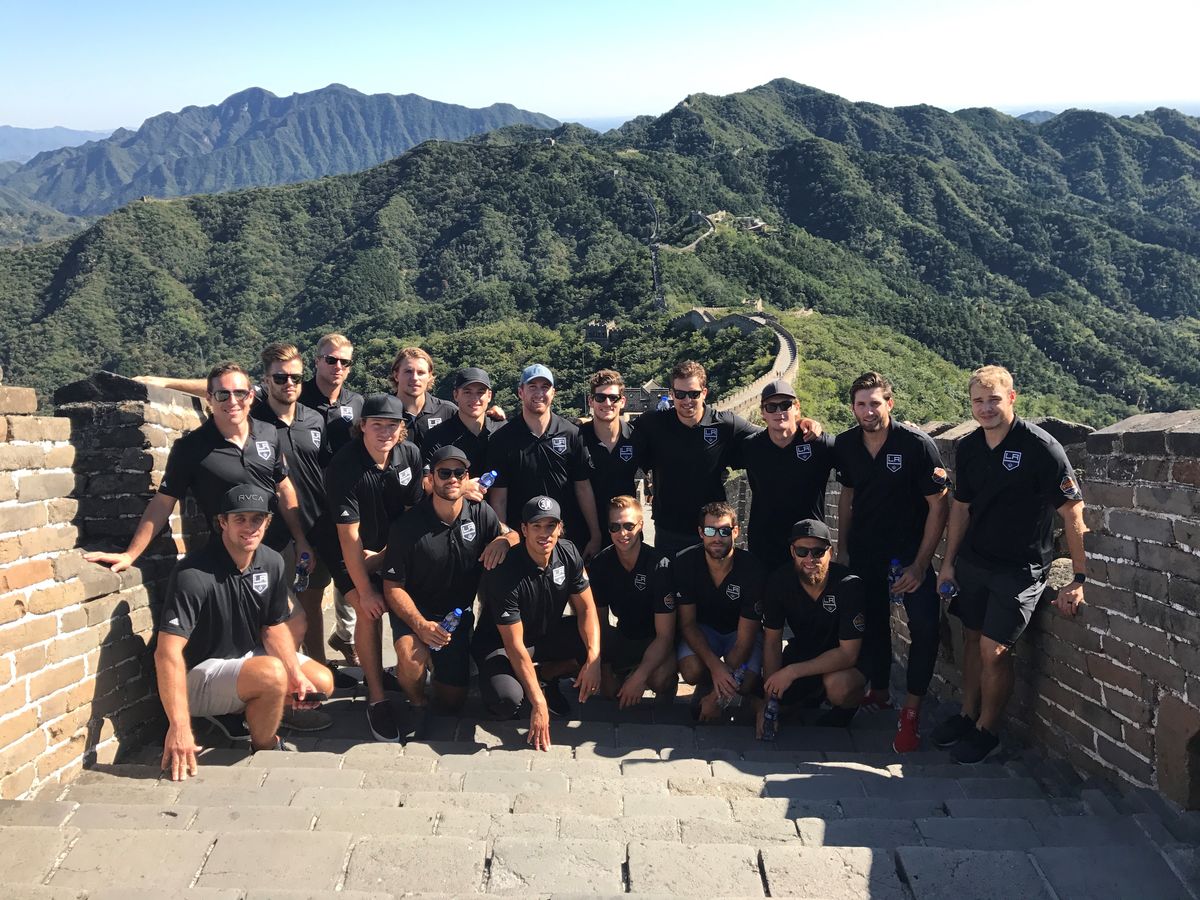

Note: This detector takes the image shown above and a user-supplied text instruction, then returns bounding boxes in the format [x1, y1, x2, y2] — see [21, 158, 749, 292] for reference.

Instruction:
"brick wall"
[0, 374, 205, 798]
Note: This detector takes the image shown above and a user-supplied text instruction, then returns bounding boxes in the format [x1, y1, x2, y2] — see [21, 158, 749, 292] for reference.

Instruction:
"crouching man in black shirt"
[155, 486, 334, 779]
[760, 519, 867, 733]
[474, 496, 602, 751]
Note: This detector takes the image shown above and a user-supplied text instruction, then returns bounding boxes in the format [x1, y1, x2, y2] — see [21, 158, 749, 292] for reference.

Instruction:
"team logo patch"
[664, 593, 676, 611]
[397, 467, 412, 486]
[427, 417, 442, 428]
[552, 565, 566, 586]
[537, 497, 554, 511]
[461, 521, 477, 542]
[310, 430, 322, 448]
[726, 583, 741, 601]
[932, 466, 948, 485]
[339, 405, 354, 421]
[703, 427, 719, 446]
[853, 613, 866, 632]
[1003, 450, 1022, 471]
[796, 443, 812, 461]
[634, 573, 647, 590]
[251, 572, 268, 594]
[619, 444, 634, 462]
[255, 440, 272, 460]
[822, 595, 837, 613]
[1060, 475, 1082, 500]
[550, 435, 568, 455]
[886, 453, 902, 472]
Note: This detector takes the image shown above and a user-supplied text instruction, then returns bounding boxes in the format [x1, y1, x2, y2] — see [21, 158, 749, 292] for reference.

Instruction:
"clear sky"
[2, 0, 1197, 130]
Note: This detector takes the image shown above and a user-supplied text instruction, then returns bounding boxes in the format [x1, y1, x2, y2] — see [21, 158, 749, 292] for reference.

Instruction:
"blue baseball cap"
[520, 364, 555, 387]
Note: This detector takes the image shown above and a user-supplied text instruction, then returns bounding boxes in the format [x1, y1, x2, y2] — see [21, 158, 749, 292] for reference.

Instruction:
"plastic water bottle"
[430, 608, 463, 652]
[478, 470, 498, 491]
[717, 664, 749, 709]
[656, 395, 670, 411]
[293, 552, 310, 593]
[760, 696, 780, 741]
[939, 581, 959, 601]
[887, 559, 905, 604]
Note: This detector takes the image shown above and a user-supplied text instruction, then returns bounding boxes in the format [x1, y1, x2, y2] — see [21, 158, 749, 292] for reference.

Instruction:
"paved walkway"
[1, 686, 1198, 897]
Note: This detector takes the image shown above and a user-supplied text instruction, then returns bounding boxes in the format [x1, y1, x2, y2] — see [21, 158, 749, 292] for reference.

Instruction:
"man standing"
[389, 347, 459, 449]
[155, 485, 334, 779]
[936, 365, 1087, 764]
[834, 372, 949, 753]
[587, 496, 677, 707]
[381, 446, 518, 736]
[760, 520, 867, 735]
[474, 496, 602, 751]
[486, 364, 602, 558]
[579, 370, 641, 540]
[732, 379, 837, 571]
[423, 367, 504, 474]
[673, 502, 766, 721]
[323, 394, 424, 741]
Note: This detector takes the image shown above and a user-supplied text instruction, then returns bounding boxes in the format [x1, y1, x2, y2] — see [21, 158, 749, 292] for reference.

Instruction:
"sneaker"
[367, 700, 401, 742]
[381, 667, 403, 695]
[930, 712, 976, 749]
[328, 632, 359, 665]
[541, 679, 570, 718]
[893, 707, 921, 754]
[405, 705, 430, 741]
[328, 664, 360, 690]
[253, 735, 297, 753]
[815, 705, 858, 728]
[951, 726, 1000, 765]
[281, 707, 333, 732]
[860, 689, 894, 712]
[204, 713, 251, 742]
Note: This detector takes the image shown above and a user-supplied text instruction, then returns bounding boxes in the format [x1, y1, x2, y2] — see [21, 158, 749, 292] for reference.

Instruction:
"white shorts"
[186, 647, 311, 717]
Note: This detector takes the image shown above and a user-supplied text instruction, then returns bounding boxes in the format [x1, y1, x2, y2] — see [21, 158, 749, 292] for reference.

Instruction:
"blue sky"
[3, 0, 1197, 129]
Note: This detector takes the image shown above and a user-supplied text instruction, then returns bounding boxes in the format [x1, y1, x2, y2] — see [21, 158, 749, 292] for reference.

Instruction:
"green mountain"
[0, 125, 112, 163]
[0, 85, 559, 216]
[0, 187, 90, 247]
[3, 79, 1200, 425]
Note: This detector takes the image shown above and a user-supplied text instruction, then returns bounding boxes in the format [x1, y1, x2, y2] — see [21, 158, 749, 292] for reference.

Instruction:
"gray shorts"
[186, 647, 312, 717]
[677, 623, 764, 674]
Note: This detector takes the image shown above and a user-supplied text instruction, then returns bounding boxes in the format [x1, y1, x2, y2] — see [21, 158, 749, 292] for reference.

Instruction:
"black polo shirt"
[299, 379, 363, 457]
[476, 538, 590, 654]
[324, 438, 424, 553]
[763, 562, 866, 662]
[251, 397, 328, 537]
[834, 421, 947, 569]
[486, 412, 594, 542]
[731, 430, 837, 569]
[423, 415, 504, 475]
[159, 417, 288, 546]
[587, 542, 672, 640]
[671, 545, 765, 634]
[158, 538, 290, 670]
[404, 394, 459, 449]
[381, 496, 503, 619]
[954, 417, 1083, 573]
[581, 419, 641, 521]
[631, 406, 760, 534]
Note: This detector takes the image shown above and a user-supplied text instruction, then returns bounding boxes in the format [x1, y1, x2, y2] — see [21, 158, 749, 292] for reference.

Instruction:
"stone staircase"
[1, 691, 1198, 898]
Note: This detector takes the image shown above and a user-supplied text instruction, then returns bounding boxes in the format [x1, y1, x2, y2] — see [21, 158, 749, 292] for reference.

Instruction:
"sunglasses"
[211, 389, 252, 403]
[321, 355, 353, 368]
[592, 393, 622, 404]
[762, 400, 795, 414]
[435, 467, 468, 481]
[672, 389, 703, 400]
[608, 521, 638, 533]
[270, 373, 304, 385]
[701, 525, 734, 538]
[791, 545, 829, 558]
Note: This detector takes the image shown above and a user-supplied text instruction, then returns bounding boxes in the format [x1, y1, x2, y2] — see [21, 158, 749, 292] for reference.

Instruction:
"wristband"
[1073, 572, 1086, 585]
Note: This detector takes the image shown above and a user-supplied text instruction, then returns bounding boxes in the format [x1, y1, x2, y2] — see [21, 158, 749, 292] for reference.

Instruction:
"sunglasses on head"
[791, 545, 828, 558]
[608, 521, 638, 533]
[701, 525, 733, 538]
[270, 373, 303, 385]
[211, 388, 252, 403]
[672, 389, 703, 400]
[592, 393, 622, 404]
[321, 355, 353, 368]
[435, 467, 468, 481]
[762, 400, 795, 414]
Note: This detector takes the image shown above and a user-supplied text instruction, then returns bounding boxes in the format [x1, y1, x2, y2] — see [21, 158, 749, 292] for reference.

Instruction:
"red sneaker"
[893, 707, 921, 753]
[860, 689, 894, 712]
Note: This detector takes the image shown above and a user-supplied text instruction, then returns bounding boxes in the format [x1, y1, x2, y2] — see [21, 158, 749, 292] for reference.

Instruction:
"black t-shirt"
[159, 417, 288, 546]
[157, 538, 291, 670]
[581, 420, 641, 522]
[731, 430, 837, 569]
[251, 397, 328, 538]
[631, 406, 760, 535]
[299, 379, 363, 457]
[762, 562, 866, 662]
[381, 496, 503, 619]
[476, 539, 590, 654]
[404, 394, 459, 450]
[587, 542, 673, 640]
[487, 413, 594, 542]
[671, 545, 765, 634]
[423, 415, 505, 476]
[954, 417, 1083, 572]
[835, 421, 947, 569]
[324, 438, 424, 554]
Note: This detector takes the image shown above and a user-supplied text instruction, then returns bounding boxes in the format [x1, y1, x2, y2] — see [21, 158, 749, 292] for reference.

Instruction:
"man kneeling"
[759, 519, 867, 735]
[155, 485, 334, 780]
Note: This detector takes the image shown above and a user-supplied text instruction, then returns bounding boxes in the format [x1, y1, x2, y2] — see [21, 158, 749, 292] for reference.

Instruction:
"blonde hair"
[969, 365, 1014, 393]
[316, 333, 352, 356]
[609, 495, 643, 522]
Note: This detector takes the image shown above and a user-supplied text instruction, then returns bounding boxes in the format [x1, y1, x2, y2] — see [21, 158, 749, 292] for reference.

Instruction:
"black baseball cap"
[361, 393, 406, 420]
[761, 378, 797, 403]
[454, 367, 492, 390]
[220, 484, 272, 515]
[790, 518, 832, 545]
[429, 445, 469, 466]
[522, 495, 562, 523]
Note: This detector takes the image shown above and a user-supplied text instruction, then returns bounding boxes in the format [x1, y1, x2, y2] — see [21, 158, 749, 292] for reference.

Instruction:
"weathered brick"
[1134, 484, 1200, 517]
[0, 708, 38, 750]
[16, 471, 76, 503]
[73, 447, 154, 474]
[0, 761, 35, 799]
[1106, 510, 1175, 544]
[0, 559, 53, 592]
[0, 443, 45, 470]
[1171, 459, 1200, 488]
[0, 591, 27, 625]
[1082, 506, 1107, 534]
[47, 625, 104, 664]
[78, 566, 121, 602]
[1086, 652, 1152, 698]
[0, 416, 6, 441]
[1102, 563, 1168, 601]
[46, 498, 79, 526]
[0, 387, 37, 415]
[1081, 481, 1135, 509]
[1105, 455, 1170, 482]
[0, 536, 19, 565]
[1125, 646, 1186, 692]
[1122, 430, 1168, 454]
[1045, 656, 1101, 701]
[44, 706, 90, 746]
[1041, 705, 1097, 747]
[1172, 638, 1200, 675]
[52, 552, 83, 583]
[1087, 534, 1138, 562]
[5, 416, 70, 442]
[36, 732, 86, 780]
[0, 473, 14, 501]
[1137, 542, 1200, 580]
[0, 681, 27, 717]
[1073, 696, 1125, 742]
[1103, 686, 1152, 725]
[14, 644, 46, 676]
[1084, 583, 1139, 618]
[0, 614, 56, 655]
[44, 445, 76, 468]
[1107, 616, 1171, 658]
[1122, 723, 1154, 760]
[19, 525, 78, 557]
[0, 502, 49, 533]
[1095, 734, 1154, 783]
[0, 729, 46, 779]
[25, 579, 85, 615]
[60, 606, 88, 633]
[28, 658, 85, 700]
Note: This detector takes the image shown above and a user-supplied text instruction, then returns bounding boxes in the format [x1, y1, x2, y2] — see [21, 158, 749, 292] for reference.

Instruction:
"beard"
[797, 560, 829, 587]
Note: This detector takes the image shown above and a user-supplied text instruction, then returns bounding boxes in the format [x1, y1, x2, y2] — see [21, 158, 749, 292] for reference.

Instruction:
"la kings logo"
[886, 453, 902, 472]
[251, 572, 269, 594]
[619, 444, 634, 462]
[703, 427, 719, 446]
[796, 444, 812, 461]
[550, 435, 568, 455]
[552, 565, 566, 586]
[461, 521, 477, 542]
[255, 441, 272, 460]
[634, 573, 647, 591]
[310, 430, 321, 448]
[397, 467, 412, 486]
[726, 584, 741, 601]
[1003, 450, 1022, 471]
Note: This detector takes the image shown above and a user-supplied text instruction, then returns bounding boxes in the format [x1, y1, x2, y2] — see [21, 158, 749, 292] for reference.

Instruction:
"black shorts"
[950, 555, 1047, 646]
[474, 614, 587, 670]
[388, 607, 474, 689]
[333, 569, 382, 602]
[600, 625, 654, 675]
[776, 642, 866, 705]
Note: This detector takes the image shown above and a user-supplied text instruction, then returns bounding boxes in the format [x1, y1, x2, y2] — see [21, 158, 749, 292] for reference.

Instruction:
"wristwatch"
[1072, 572, 1086, 584]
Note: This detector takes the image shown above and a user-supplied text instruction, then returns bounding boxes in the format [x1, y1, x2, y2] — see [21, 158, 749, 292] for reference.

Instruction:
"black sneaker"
[367, 700, 401, 743]
[204, 713, 251, 742]
[328, 664, 360, 690]
[541, 679, 570, 718]
[815, 705, 858, 728]
[405, 705, 431, 742]
[930, 713, 976, 749]
[952, 726, 1000, 765]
